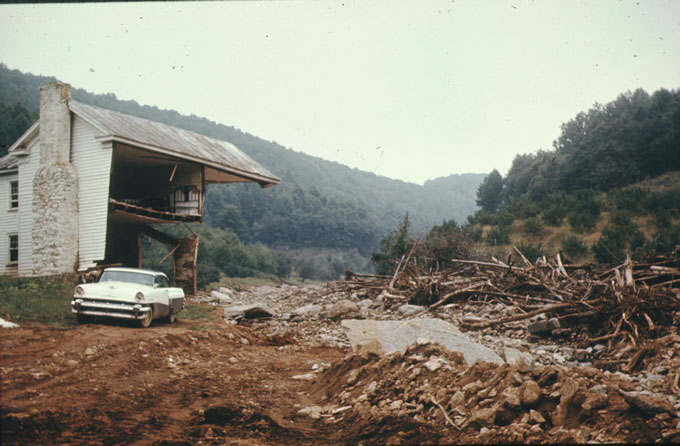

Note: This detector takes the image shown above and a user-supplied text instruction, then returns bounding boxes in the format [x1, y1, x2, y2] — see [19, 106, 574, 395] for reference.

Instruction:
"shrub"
[560, 235, 589, 260]
[424, 224, 473, 268]
[494, 211, 515, 227]
[467, 210, 495, 226]
[645, 191, 680, 215]
[592, 212, 647, 264]
[516, 242, 546, 263]
[541, 192, 572, 226]
[506, 196, 541, 219]
[568, 193, 601, 233]
[486, 225, 511, 246]
[611, 187, 649, 214]
[522, 217, 545, 236]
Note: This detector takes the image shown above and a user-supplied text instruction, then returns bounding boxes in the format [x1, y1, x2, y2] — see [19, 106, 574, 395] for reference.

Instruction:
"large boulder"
[341, 318, 504, 365]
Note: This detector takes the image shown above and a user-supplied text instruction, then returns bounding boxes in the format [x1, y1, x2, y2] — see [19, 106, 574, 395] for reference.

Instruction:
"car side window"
[155, 275, 170, 288]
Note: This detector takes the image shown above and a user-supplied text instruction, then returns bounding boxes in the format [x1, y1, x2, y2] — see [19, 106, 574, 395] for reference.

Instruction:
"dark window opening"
[9, 234, 18, 263]
[9, 181, 18, 209]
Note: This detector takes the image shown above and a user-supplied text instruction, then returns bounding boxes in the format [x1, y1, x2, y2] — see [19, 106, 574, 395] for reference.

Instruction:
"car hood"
[78, 281, 154, 302]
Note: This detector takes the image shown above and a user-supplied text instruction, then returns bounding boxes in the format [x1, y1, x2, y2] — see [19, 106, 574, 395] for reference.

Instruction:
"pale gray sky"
[1, 0, 678, 184]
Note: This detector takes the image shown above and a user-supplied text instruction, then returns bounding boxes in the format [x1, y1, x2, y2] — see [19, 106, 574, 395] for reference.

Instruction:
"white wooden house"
[0, 82, 279, 293]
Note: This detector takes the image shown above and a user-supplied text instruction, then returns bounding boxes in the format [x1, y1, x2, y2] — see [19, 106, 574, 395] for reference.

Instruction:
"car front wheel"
[139, 307, 153, 328]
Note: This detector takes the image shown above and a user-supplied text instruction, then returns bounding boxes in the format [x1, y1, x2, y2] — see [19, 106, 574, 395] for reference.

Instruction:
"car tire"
[76, 314, 90, 324]
[139, 307, 153, 328]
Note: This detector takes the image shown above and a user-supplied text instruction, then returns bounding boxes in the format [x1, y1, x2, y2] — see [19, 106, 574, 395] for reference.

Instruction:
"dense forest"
[0, 64, 482, 283]
[476, 88, 680, 209]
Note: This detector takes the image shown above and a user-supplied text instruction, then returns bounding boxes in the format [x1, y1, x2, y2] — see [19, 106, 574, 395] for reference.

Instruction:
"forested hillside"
[476, 87, 680, 209]
[0, 64, 482, 234]
[465, 87, 680, 266]
[0, 64, 483, 282]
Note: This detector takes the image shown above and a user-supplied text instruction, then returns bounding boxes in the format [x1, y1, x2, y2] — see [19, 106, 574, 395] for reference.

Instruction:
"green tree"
[475, 169, 504, 213]
[370, 213, 414, 276]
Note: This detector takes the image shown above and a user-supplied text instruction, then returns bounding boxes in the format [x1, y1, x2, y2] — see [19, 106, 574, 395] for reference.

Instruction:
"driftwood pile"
[344, 247, 680, 367]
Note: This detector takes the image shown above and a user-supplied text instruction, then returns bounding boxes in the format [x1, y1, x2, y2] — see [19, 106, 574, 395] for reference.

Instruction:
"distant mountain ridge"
[0, 63, 483, 234]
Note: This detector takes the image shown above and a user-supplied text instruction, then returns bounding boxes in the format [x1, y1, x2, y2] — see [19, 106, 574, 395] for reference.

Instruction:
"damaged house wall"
[0, 81, 279, 285]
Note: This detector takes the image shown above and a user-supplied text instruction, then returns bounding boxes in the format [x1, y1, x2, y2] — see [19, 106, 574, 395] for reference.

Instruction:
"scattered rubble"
[195, 248, 680, 442]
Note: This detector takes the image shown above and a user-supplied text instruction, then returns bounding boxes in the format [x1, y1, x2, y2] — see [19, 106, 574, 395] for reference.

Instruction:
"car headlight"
[135, 292, 144, 302]
[75, 286, 85, 296]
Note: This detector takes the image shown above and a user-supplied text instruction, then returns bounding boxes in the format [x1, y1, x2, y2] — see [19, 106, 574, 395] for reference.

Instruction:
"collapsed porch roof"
[69, 101, 279, 188]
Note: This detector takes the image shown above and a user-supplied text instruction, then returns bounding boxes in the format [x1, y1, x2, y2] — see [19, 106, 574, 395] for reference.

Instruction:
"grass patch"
[182, 303, 220, 322]
[0, 276, 76, 327]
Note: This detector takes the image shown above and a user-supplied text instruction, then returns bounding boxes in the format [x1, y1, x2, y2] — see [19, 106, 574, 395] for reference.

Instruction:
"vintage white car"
[71, 267, 185, 328]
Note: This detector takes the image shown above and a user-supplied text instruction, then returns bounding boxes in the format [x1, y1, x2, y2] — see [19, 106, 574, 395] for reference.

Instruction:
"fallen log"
[461, 302, 572, 330]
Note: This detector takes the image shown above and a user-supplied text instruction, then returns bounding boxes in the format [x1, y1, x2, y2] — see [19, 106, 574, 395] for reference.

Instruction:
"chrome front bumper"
[71, 298, 151, 320]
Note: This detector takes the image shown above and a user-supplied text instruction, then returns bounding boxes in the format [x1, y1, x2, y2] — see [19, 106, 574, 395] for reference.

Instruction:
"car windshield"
[99, 271, 155, 287]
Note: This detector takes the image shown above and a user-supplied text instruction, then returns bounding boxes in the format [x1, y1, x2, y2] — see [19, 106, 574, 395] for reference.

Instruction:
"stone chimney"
[32, 82, 79, 275]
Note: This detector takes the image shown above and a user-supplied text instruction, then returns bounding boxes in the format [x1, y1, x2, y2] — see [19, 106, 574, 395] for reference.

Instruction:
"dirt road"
[0, 316, 365, 446]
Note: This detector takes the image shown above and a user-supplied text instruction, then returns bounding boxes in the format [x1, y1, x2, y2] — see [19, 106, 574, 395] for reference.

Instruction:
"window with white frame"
[8, 234, 18, 264]
[9, 180, 18, 209]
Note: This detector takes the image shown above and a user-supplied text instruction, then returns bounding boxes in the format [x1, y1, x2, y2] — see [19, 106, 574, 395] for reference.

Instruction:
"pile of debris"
[194, 248, 680, 442]
[306, 340, 680, 444]
[341, 248, 680, 370]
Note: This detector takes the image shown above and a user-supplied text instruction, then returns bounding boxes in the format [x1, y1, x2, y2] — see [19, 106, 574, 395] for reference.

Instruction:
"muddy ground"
[2, 283, 680, 445]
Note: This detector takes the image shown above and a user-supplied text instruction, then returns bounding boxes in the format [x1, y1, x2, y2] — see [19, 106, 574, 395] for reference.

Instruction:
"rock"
[218, 287, 234, 296]
[223, 304, 273, 320]
[341, 318, 504, 365]
[468, 407, 497, 428]
[66, 359, 79, 367]
[560, 377, 578, 404]
[573, 349, 590, 361]
[397, 304, 425, 317]
[551, 404, 568, 427]
[503, 347, 533, 371]
[621, 391, 677, 416]
[357, 299, 373, 309]
[591, 344, 607, 358]
[590, 384, 608, 394]
[528, 318, 560, 334]
[502, 387, 521, 408]
[582, 393, 608, 412]
[389, 399, 403, 410]
[292, 373, 317, 380]
[423, 357, 448, 372]
[357, 340, 384, 355]
[84, 347, 96, 356]
[327, 300, 360, 321]
[529, 409, 545, 424]
[463, 380, 484, 394]
[537, 366, 558, 387]
[297, 405, 323, 419]
[520, 380, 541, 406]
[210, 290, 231, 302]
[449, 391, 465, 407]
[292, 304, 322, 318]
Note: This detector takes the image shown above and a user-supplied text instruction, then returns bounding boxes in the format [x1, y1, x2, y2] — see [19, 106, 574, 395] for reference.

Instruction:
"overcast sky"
[1, 1, 678, 185]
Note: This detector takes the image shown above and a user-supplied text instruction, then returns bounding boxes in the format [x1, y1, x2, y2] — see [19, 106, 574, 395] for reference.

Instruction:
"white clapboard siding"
[17, 137, 40, 276]
[0, 173, 19, 274]
[71, 116, 113, 270]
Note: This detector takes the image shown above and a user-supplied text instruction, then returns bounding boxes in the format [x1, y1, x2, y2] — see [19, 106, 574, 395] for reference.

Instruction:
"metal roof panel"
[69, 101, 279, 187]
